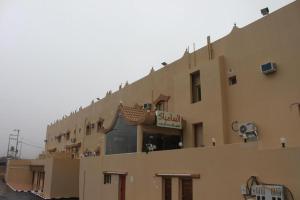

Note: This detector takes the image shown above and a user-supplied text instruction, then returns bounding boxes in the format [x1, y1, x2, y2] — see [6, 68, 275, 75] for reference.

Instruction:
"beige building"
[5, 1, 300, 200]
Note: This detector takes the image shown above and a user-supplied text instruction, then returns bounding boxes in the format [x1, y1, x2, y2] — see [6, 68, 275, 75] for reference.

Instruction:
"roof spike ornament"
[149, 67, 155, 74]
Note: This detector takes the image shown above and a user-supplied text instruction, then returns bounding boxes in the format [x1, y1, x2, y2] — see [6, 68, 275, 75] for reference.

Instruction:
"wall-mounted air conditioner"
[238, 122, 258, 139]
[261, 62, 277, 75]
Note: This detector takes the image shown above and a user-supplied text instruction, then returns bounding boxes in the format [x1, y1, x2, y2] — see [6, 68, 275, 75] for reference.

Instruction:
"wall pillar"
[172, 178, 180, 200]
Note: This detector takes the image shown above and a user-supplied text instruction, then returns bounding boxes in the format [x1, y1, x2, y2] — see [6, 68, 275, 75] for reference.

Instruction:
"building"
[5, 1, 300, 200]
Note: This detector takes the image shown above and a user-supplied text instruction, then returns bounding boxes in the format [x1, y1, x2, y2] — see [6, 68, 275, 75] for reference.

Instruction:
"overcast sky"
[0, 0, 294, 158]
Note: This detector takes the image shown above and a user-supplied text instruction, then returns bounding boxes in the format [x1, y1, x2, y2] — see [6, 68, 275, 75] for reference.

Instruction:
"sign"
[156, 111, 182, 129]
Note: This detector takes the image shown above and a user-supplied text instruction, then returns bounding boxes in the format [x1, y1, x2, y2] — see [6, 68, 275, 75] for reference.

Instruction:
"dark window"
[105, 115, 137, 155]
[156, 101, 166, 111]
[86, 125, 91, 135]
[229, 75, 237, 85]
[163, 178, 172, 200]
[97, 121, 103, 132]
[193, 123, 204, 147]
[66, 132, 70, 140]
[104, 174, 111, 184]
[142, 133, 181, 152]
[191, 71, 201, 103]
[181, 179, 193, 200]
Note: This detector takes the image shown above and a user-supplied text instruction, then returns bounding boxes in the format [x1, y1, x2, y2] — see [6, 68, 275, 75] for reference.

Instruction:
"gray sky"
[0, 0, 294, 158]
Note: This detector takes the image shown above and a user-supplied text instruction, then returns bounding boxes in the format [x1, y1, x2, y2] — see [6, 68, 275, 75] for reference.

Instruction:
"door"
[163, 177, 172, 200]
[181, 178, 193, 200]
[119, 175, 126, 200]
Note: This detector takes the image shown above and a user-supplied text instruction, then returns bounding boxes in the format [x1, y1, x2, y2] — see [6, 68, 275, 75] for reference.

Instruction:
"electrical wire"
[20, 141, 43, 149]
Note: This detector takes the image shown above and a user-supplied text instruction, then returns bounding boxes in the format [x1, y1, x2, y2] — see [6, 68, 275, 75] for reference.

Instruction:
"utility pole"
[6, 129, 21, 159]
[13, 129, 20, 159]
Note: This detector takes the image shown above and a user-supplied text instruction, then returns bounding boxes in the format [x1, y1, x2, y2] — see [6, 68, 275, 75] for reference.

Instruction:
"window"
[180, 178, 193, 200]
[97, 121, 103, 132]
[65, 132, 70, 140]
[143, 133, 181, 152]
[191, 71, 201, 103]
[105, 116, 137, 155]
[104, 174, 111, 184]
[229, 75, 237, 85]
[163, 178, 172, 200]
[57, 136, 61, 143]
[156, 101, 166, 111]
[193, 123, 204, 147]
[86, 124, 91, 135]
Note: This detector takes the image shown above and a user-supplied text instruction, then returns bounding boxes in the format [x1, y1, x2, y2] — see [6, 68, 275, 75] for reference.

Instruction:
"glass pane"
[106, 115, 137, 155]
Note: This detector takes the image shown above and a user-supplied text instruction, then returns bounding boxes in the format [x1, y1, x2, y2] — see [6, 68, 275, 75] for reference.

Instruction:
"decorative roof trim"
[103, 104, 156, 134]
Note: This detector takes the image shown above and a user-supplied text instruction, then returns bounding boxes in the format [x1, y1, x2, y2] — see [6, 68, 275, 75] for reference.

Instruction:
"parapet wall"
[5, 159, 32, 191]
[80, 144, 300, 200]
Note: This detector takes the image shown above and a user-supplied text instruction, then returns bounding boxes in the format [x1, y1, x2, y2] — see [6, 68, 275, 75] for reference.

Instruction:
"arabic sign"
[156, 111, 182, 129]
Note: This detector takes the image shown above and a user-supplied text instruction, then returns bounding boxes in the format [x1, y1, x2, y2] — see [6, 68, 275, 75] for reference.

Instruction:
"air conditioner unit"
[261, 62, 277, 75]
[238, 122, 258, 139]
[143, 103, 152, 110]
[251, 185, 284, 200]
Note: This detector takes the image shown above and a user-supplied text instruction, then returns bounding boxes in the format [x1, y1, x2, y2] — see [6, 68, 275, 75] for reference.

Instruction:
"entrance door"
[181, 178, 193, 200]
[119, 175, 126, 200]
[163, 177, 172, 200]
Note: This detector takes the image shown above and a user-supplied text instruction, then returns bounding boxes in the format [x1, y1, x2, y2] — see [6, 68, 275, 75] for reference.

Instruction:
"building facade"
[5, 1, 300, 200]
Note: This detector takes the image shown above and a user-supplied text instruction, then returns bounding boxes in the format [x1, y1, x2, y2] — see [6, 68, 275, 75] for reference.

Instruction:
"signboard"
[156, 111, 182, 129]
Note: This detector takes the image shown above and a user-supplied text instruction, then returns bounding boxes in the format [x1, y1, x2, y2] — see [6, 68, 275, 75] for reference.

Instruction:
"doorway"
[119, 175, 126, 200]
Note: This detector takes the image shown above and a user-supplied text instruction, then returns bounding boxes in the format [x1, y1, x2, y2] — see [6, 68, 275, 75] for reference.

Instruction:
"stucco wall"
[50, 158, 80, 198]
[80, 144, 300, 200]
[5, 159, 32, 191]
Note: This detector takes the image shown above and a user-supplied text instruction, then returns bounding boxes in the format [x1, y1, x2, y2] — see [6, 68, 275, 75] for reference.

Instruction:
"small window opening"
[86, 125, 91, 135]
[191, 71, 201, 103]
[97, 121, 103, 132]
[156, 101, 166, 111]
[193, 123, 204, 147]
[229, 75, 237, 85]
[104, 174, 111, 184]
[65, 132, 70, 140]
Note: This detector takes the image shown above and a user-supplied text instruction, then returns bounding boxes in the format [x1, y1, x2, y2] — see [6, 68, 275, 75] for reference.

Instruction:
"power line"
[20, 141, 43, 149]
